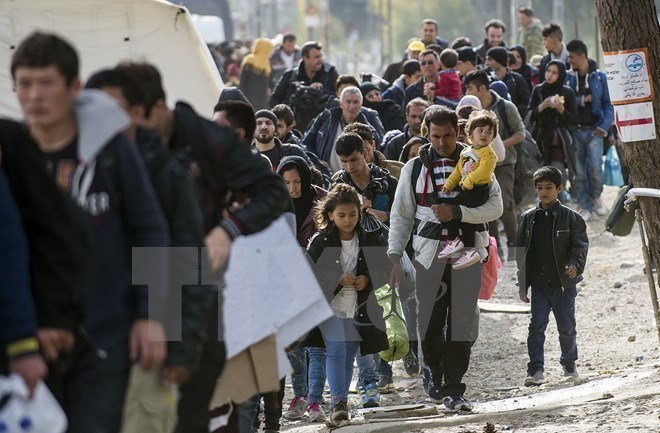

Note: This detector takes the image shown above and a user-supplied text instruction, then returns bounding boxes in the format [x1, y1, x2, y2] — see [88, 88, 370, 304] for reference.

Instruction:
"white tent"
[0, 0, 224, 119]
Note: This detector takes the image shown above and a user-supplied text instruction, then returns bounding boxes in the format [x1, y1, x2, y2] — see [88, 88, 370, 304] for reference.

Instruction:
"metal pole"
[636, 209, 660, 344]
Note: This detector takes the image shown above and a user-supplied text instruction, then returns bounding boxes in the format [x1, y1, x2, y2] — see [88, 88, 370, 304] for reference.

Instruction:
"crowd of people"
[1, 5, 608, 433]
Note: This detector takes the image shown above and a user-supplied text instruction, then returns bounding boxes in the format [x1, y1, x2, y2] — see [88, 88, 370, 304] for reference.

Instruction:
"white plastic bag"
[0, 375, 67, 433]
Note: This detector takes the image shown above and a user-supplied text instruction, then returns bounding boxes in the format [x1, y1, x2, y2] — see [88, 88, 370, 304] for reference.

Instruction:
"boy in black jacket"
[516, 166, 589, 386]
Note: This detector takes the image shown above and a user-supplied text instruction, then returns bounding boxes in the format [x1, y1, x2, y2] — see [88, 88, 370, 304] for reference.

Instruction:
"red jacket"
[435, 68, 462, 101]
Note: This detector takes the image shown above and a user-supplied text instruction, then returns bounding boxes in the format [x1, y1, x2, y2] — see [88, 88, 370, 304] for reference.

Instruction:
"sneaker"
[443, 395, 473, 411]
[283, 396, 307, 420]
[330, 400, 349, 423]
[437, 238, 464, 260]
[363, 382, 380, 408]
[579, 209, 592, 222]
[593, 198, 608, 216]
[452, 248, 481, 270]
[306, 402, 326, 422]
[562, 364, 579, 379]
[402, 350, 420, 376]
[427, 375, 443, 404]
[377, 373, 394, 394]
[524, 370, 545, 386]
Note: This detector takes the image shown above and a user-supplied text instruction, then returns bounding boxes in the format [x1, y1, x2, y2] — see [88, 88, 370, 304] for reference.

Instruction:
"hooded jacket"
[387, 143, 503, 270]
[516, 200, 589, 291]
[54, 90, 170, 348]
[239, 38, 275, 110]
[564, 59, 614, 133]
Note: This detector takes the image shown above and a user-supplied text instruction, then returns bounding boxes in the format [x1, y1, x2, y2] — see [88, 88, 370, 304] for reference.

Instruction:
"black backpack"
[285, 81, 329, 133]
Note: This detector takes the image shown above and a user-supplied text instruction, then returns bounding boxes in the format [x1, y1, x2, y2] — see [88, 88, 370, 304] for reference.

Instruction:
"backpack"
[605, 183, 638, 236]
[285, 80, 329, 132]
[492, 99, 542, 207]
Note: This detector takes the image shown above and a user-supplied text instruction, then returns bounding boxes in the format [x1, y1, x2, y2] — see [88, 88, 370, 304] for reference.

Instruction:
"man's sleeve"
[505, 100, 526, 135]
[215, 128, 291, 238]
[568, 213, 589, 276]
[387, 161, 417, 261]
[597, 71, 615, 132]
[325, 67, 339, 97]
[459, 179, 504, 225]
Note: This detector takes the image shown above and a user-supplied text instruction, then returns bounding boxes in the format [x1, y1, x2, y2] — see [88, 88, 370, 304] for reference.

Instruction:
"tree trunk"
[596, 0, 660, 277]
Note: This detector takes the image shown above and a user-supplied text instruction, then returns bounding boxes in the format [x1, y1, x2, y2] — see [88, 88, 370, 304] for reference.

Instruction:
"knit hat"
[457, 47, 477, 64]
[254, 109, 278, 124]
[359, 82, 380, 99]
[407, 40, 425, 53]
[486, 46, 509, 67]
[218, 87, 251, 106]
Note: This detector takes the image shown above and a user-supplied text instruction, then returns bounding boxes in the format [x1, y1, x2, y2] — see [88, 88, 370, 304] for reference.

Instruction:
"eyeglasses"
[420, 60, 435, 66]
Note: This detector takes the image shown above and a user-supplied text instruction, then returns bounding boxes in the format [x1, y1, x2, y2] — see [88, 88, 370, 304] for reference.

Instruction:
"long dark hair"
[313, 183, 362, 232]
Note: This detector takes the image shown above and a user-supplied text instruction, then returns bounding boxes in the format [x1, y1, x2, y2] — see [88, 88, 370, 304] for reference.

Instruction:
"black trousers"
[253, 379, 286, 431]
[415, 259, 481, 397]
[175, 291, 227, 433]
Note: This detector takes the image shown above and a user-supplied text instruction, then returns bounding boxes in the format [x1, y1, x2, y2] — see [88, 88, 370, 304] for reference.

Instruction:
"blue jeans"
[527, 285, 578, 374]
[288, 346, 327, 404]
[572, 129, 604, 212]
[355, 352, 379, 387]
[375, 353, 392, 379]
[319, 316, 360, 405]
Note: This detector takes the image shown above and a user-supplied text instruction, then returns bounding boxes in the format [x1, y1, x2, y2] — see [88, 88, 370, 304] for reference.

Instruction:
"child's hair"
[314, 183, 362, 231]
[335, 132, 365, 157]
[465, 110, 499, 143]
[439, 48, 458, 68]
[533, 166, 563, 188]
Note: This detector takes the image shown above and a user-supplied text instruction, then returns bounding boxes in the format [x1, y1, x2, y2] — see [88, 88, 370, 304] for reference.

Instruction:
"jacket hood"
[485, 89, 503, 109]
[74, 89, 130, 164]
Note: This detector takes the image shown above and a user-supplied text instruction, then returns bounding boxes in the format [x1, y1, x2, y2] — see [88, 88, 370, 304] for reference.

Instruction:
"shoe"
[377, 373, 394, 394]
[427, 374, 443, 404]
[437, 238, 464, 260]
[306, 402, 326, 422]
[283, 396, 307, 420]
[330, 400, 349, 423]
[579, 209, 592, 222]
[593, 197, 608, 216]
[363, 382, 380, 408]
[443, 395, 473, 411]
[422, 366, 431, 394]
[562, 364, 579, 379]
[524, 370, 545, 386]
[403, 350, 420, 377]
[452, 248, 481, 270]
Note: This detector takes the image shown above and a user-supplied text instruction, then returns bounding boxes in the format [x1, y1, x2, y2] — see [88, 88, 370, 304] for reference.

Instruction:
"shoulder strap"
[410, 158, 423, 196]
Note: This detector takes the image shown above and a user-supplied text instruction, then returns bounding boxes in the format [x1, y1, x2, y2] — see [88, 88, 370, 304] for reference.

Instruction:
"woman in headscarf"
[509, 44, 539, 92]
[238, 38, 274, 110]
[528, 59, 578, 188]
[276, 156, 329, 423]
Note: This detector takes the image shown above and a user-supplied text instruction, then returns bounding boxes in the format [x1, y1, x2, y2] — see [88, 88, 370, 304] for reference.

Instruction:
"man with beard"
[475, 19, 507, 64]
[421, 19, 449, 49]
[251, 109, 310, 170]
[383, 98, 430, 161]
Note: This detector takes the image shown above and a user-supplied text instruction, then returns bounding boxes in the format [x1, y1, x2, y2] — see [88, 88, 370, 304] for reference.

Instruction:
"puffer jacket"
[516, 200, 589, 291]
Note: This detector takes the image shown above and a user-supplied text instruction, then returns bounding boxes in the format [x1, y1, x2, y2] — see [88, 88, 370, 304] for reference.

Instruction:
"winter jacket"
[382, 75, 407, 112]
[387, 143, 503, 270]
[135, 127, 212, 371]
[270, 60, 339, 107]
[383, 125, 413, 161]
[404, 77, 458, 110]
[251, 138, 311, 170]
[501, 70, 531, 119]
[333, 164, 399, 224]
[325, 98, 386, 143]
[538, 44, 569, 84]
[564, 59, 614, 133]
[0, 168, 38, 360]
[169, 101, 290, 237]
[516, 201, 589, 291]
[297, 185, 327, 248]
[0, 120, 92, 333]
[302, 107, 382, 164]
[305, 225, 389, 355]
[363, 99, 406, 134]
[435, 69, 462, 101]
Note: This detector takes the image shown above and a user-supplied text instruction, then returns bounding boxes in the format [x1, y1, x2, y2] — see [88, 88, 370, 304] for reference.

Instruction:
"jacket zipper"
[551, 210, 565, 292]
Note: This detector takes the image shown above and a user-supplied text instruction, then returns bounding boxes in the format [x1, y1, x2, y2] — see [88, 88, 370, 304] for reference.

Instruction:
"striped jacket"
[387, 143, 503, 270]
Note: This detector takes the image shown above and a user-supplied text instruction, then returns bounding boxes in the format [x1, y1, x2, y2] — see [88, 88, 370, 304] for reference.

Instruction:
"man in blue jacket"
[0, 168, 47, 398]
[565, 39, 614, 221]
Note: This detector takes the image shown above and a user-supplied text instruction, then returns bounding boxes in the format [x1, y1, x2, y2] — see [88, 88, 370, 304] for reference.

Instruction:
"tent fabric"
[0, 0, 224, 119]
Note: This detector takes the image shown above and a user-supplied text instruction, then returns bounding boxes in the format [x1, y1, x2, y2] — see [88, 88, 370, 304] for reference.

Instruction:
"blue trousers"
[572, 129, 604, 212]
[319, 316, 360, 406]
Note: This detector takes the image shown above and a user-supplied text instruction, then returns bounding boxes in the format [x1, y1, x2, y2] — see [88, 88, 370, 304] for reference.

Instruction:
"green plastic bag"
[375, 284, 409, 362]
